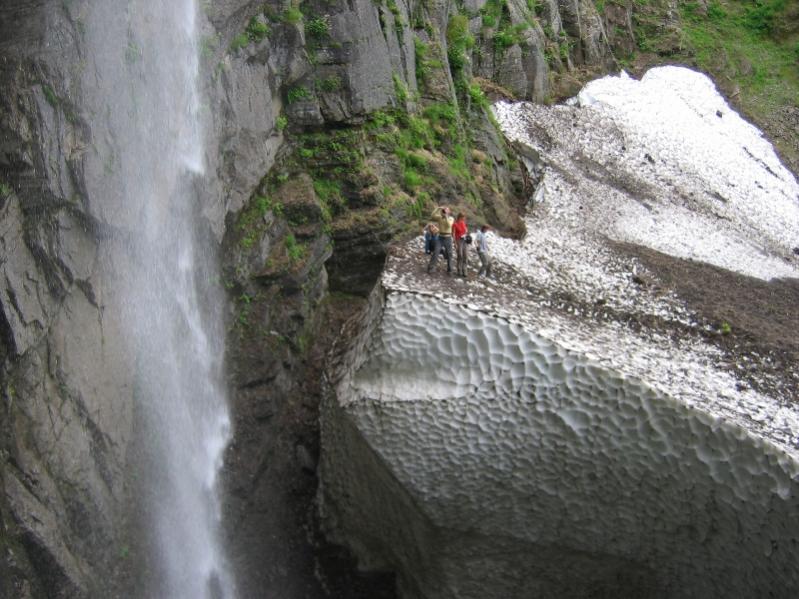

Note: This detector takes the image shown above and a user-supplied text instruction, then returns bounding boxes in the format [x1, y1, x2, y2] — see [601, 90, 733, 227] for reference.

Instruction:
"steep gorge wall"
[0, 0, 619, 596]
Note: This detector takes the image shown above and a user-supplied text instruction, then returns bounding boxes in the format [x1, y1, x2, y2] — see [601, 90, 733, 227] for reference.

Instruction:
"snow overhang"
[319, 67, 799, 598]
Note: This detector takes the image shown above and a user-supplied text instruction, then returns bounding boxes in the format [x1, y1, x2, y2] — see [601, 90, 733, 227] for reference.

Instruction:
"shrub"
[287, 85, 312, 104]
[285, 234, 305, 263]
[229, 33, 249, 51]
[276, 114, 288, 132]
[319, 75, 343, 92]
[493, 29, 515, 50]
[468, 82, 489, 108]
[246, 17, 270, 42]
[42, 85, 59, 107]
[305, 15, 330, 38]
[283, 7, 303, 24]
[403, 168, 423, 189]
[742, 0, 786, 35]
[393, 73, 408, 104]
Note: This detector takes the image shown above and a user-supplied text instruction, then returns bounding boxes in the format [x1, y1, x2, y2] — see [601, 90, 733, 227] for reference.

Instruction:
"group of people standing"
[424, 206, 492, 278]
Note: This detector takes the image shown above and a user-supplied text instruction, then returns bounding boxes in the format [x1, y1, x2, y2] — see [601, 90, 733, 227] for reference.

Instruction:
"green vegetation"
[229, 33, 249, 52]
[720, 321, 732, 335]
[238, 195, 283, 249]
[0, 182, 11, 198]
[276, 114, 288, 132]
[230, 16, 269, 51]
[283, 7, 303, 24]
[287, 85, 312, 104]
[319, 75, 343, 93]
[42, 84, 59, 107]
[200, 34, 219, 58]
[284, 233, 306, 263]
[393, 73, 408, 104]
[305, 15, 330, 38]
[477, 0, 531, 54]
[366, 101, 473, 204]
[235, 292, 254, 326]
[681, 1, 798, 110]
[677, 0, 798, 162]
[447, 13, 475, 74]
[413, 36, 446, 93]
[617, 0, 798, 166]
[245, 17, 270, 43]
[468, 81, 489, 109]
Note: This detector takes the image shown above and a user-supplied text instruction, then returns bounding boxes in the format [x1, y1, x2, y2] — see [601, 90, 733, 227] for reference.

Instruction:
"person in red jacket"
[452, 212, 469, 277]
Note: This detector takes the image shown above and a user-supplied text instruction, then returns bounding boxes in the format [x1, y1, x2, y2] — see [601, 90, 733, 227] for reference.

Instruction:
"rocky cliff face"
[6, 1, 780, 598]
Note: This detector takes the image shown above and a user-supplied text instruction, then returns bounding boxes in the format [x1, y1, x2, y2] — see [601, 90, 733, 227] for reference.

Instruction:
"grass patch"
[287, 85, 312, 104]
[238, 195, 283, 249]
[681, 0, 799, 118]
[284, 233, 306, 263]
[306, 15, 330, 38]
[393, 73, 409, 104]
[447, 13, 475, 75]
[468, 81, 489, 109]
[318, 75, 343, 93]
[283, 7, 303, 24]
[246, 17, 270, 43]
[276, 114, 288, 132]
[42, 85, 59, 107]
[230, 33, 249, 51]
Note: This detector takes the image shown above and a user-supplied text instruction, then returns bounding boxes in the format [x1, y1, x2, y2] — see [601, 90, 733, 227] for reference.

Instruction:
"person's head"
[456, 212, 465, 221]
[481, 225, 490, 232]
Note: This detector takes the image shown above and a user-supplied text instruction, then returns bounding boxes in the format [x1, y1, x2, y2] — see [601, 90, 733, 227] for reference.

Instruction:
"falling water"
[85, 1, 234, 597]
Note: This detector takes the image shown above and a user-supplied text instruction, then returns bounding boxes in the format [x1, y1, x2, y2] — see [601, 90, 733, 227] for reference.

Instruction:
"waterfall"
[85, 1, 234, 597]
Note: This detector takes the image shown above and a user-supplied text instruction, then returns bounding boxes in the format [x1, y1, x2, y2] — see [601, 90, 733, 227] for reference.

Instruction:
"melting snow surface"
[494, 66, 799, 281]
[321, 67, 799, 599]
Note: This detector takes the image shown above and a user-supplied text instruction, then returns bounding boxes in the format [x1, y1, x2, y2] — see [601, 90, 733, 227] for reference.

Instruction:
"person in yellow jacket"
[427, 206, 454, 274]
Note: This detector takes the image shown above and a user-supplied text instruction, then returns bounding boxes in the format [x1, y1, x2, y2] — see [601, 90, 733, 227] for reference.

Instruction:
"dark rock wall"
[1, 2, 135, 597]
[0, 0, 618, 597]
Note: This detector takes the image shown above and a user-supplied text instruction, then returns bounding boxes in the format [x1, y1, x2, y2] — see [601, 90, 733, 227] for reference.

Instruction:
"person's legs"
[462, 243, 468, 276]
[442, 237, 453, 273]
[484, 251, 491, 277]
[427, 236, 441, 272]
[457, 240, 466, 275]
[478, 251, 487, 276]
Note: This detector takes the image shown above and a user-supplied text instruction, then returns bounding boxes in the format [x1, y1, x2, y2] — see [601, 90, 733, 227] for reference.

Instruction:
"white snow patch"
[494, 66, 799, 281]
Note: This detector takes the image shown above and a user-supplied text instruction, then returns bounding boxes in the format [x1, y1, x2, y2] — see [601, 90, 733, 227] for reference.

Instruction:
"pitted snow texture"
[323, 290, 799, 598]
[494, 66, 799, 282]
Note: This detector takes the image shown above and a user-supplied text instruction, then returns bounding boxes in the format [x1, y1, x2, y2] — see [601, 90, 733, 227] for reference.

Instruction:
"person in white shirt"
[475, 225, 491, 277]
